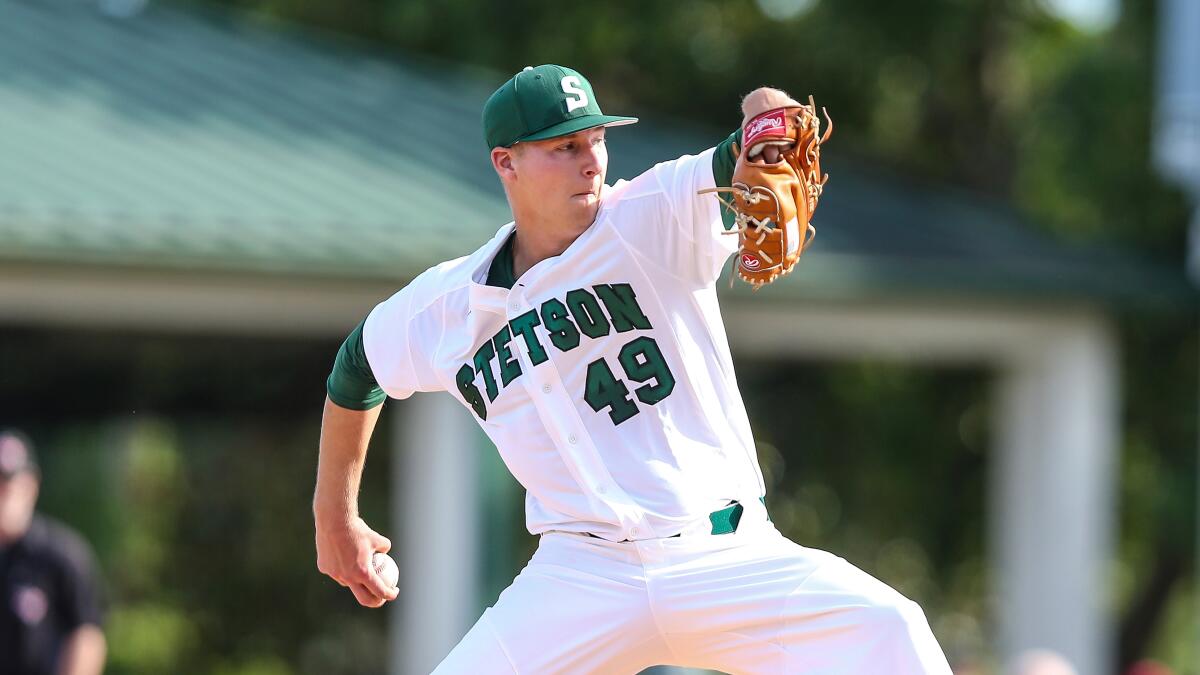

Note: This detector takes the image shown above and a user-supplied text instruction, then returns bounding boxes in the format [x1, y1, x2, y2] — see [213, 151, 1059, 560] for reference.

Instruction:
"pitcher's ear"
[492, 145, 518, 178]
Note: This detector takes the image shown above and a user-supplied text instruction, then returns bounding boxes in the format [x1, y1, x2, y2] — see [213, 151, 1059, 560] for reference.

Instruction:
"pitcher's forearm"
[314, 396, 384, 519]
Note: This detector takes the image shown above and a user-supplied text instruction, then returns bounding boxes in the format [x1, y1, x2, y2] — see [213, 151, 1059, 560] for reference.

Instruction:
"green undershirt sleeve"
[712, 128, 742, 231]
[326, 318, 387, 410]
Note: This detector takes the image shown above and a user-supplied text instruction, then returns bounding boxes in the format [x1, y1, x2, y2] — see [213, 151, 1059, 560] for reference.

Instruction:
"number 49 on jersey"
[585, 336, 675, 425]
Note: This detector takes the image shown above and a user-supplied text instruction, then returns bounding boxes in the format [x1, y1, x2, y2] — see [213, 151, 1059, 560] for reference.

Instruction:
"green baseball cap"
[483, 64, 638, 149]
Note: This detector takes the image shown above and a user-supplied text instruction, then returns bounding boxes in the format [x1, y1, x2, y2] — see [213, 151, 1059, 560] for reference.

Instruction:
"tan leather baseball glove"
[702, 90, 832, 288]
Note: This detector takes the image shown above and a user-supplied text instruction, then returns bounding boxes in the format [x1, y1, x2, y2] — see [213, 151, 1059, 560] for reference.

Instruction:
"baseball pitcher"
[314, 64, 952, 674]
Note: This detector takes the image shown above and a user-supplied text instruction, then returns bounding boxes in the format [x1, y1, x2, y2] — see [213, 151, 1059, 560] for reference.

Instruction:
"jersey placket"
[505, 285, 656, 541]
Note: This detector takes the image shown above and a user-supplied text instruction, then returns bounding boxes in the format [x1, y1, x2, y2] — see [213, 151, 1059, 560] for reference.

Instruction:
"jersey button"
[567, 433, 577, 444]
[542, 384, 552, 394]
[597, 485, 607, 495]
[630, 527, 640, 537]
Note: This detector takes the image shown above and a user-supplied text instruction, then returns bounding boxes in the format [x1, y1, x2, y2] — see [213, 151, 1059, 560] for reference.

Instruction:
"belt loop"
[739, 495, 770, 530]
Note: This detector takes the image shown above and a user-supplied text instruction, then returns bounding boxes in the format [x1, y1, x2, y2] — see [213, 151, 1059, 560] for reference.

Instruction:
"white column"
[390, 394, 481, 675]
[991, 317, 1119, 675]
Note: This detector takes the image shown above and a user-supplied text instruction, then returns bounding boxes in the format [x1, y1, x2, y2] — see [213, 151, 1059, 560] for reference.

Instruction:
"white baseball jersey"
[363, 147, 765, 542]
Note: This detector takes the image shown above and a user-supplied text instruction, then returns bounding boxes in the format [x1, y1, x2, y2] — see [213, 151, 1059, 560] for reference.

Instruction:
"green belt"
[586, 497, 768, 541]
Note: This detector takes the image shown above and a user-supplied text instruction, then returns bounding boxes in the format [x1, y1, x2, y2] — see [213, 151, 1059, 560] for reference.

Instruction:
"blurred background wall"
[0, 0, 1196, 673]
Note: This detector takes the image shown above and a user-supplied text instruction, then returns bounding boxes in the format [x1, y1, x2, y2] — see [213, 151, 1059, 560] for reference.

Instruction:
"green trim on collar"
[486, 232, 517, 289]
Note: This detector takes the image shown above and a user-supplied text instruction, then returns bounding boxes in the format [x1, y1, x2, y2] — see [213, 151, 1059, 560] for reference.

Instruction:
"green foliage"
[107, 603, 199, 673]
[45, 414, 393, 675]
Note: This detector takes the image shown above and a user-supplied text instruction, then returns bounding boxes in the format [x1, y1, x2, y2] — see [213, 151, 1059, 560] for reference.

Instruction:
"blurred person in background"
[0, 431, 106, 675]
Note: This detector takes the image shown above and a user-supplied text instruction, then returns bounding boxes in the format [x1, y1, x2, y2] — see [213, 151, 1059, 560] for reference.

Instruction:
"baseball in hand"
[372, 551, 399, 589]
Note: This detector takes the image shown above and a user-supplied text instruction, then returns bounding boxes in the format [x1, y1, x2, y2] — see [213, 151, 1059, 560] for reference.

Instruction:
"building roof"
[0, 0, 1192, 308]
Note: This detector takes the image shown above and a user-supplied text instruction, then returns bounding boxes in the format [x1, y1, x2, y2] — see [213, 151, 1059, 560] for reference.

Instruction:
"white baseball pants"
[432, 502, 951, 674]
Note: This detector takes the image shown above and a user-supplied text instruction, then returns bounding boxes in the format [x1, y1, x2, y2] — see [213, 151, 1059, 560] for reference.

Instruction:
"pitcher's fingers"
[363, 564, 398, 601]
[349, 583, 386, 608]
